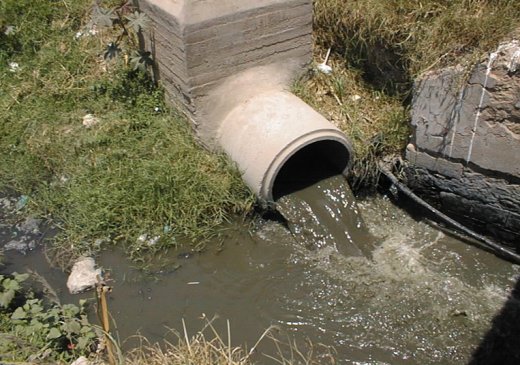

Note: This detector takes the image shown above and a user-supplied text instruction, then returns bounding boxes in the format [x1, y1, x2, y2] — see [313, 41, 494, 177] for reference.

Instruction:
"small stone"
[67, 257, 102, 294]
[406, 143, 416, 152]
[351, 94, 362, 101]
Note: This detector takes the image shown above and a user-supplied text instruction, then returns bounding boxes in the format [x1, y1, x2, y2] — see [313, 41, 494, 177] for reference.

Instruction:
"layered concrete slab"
[411, 41, 520, 177]
[139, 0, 312, 145]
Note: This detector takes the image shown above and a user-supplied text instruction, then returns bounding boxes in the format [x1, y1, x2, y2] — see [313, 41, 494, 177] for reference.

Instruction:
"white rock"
[67, 257, 102, 294]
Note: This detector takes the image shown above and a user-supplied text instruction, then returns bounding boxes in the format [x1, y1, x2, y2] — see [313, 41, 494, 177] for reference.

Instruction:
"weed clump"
[0, 0, 254, 265]
[124, 319, 335, 365]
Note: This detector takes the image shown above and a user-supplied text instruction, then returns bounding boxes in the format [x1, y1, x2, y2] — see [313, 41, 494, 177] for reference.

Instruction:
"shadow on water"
[469, 275, 520, 365]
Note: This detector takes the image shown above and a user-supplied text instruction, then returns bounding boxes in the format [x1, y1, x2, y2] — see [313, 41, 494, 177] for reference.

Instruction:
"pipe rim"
[261, 129, 353, 201]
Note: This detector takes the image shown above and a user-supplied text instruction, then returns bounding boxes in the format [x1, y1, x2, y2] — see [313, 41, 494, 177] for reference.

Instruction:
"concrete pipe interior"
[272, 140, 351, 200]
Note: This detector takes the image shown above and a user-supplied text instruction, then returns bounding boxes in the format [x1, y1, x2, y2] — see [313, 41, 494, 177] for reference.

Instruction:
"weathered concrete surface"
[411, 40, 520, 176]
[407, 39, 520, 246]
[139, 0, 312, 146]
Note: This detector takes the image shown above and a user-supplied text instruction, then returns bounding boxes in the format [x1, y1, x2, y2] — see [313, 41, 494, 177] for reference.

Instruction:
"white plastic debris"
[137, 233, 161, 246]
[82, 114, 99, 128]
[88, 25, 98, 36]
[351, 94, 362, 102]
[74, 25, 97, 40]
[67, 257, 103, 294]
[8, 62, 19, 72]
[4, 25, 16, 35]
[317, 48, 333, 74]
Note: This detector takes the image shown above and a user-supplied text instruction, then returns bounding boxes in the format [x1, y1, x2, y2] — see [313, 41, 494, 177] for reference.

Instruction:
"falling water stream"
[1, 174, 520, 364]
[276, 175, 374, 258]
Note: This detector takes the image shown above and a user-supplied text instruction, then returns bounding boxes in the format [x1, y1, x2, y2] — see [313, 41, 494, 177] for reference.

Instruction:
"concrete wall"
[139, 0, 312, 145]
[406, 40, 520, 246]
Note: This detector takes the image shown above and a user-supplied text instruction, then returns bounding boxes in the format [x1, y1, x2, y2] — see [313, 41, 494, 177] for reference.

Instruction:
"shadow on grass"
[468, 275, 520, 365]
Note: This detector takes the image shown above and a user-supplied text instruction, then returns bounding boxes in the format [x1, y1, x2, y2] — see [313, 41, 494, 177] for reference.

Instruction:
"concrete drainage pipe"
[218, 90, 354, 201]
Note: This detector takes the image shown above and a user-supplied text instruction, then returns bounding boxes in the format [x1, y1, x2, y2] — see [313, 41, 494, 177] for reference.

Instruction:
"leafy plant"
[0, 273, 29, 308]
[89, 0, 153, 73]
[0, 273, 97, 363]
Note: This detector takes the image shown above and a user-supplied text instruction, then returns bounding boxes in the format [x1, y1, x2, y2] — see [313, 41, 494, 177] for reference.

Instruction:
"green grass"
[3, 0, 519, 261]
[0, 0, 254, 266]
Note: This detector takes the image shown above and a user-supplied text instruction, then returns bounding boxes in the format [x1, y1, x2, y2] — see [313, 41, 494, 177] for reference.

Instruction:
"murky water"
[1, 185, 520, 364]
[276, 175, 374, 257]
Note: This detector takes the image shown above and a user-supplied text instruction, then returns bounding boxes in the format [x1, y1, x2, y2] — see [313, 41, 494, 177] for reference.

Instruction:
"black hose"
[379, 164, 520, 265]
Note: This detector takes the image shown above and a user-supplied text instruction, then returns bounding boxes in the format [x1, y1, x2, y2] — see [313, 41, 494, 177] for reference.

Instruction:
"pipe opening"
[272, 140, 350, 201]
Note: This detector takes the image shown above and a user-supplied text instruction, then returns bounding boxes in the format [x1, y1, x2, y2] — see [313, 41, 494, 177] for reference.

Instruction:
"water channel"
[1, 176, 519, 364]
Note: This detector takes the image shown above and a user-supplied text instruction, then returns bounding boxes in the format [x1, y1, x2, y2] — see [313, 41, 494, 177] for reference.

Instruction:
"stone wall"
[406, 40, 520, 247]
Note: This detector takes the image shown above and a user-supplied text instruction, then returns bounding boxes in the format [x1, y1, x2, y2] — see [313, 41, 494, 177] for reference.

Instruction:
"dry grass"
[123, 319, 335, 365]
[293, 55, 409, 188]
[313, 0, 520, 92]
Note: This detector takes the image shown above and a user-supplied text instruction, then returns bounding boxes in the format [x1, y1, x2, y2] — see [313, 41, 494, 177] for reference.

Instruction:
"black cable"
[379, 164, 520, 265]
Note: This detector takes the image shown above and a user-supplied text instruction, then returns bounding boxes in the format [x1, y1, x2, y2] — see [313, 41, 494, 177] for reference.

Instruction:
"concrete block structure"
[138, 0, 354, 202]
[139, 0, 313, 142]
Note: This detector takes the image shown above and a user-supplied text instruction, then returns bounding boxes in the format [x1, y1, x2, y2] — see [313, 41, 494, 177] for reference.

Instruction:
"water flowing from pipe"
[275, 175, 374, 257]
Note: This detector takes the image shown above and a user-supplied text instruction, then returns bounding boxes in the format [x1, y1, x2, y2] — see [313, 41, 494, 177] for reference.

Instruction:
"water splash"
[280, 194, 519, 364]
